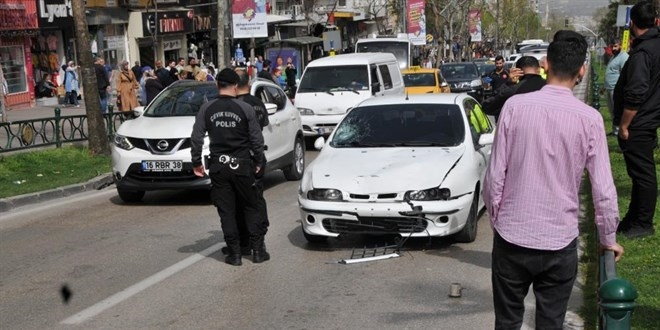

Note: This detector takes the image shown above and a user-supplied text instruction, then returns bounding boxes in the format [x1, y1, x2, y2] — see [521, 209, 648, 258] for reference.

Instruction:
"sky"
[537, 0, 611, 18]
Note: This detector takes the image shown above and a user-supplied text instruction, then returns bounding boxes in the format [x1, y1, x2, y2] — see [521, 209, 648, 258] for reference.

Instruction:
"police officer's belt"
[214, 154, 250, 170]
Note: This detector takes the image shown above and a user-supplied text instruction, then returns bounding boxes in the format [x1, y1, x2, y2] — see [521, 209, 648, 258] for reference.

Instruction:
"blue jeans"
[99, 90, 108, 113]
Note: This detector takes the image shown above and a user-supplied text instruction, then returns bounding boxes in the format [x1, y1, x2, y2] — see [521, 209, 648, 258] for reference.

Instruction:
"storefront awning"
[267, 36, 323, 46]
[86, 7, 130, 25]
[267, 14, 293, 24]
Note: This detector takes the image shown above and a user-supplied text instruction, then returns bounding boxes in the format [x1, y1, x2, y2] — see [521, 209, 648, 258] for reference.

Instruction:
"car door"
[254, 83, 290, 162]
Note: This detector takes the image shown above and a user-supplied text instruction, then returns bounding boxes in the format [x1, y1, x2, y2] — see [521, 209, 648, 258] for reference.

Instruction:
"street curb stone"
[0, 174, 114, 212]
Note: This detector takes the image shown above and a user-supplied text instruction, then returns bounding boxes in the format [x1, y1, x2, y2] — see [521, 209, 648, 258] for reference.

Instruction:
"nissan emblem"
[156, 140, 169, 151]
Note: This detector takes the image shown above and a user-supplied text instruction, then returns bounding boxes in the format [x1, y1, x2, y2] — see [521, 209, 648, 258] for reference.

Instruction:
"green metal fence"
[0, 106, 124, 153]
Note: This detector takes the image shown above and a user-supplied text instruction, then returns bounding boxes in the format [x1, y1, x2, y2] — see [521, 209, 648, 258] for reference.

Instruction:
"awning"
[267, 14, 293, 24]
[333, 11, 354, 18]
[278, 21, 310, 27]
[267, 36, 323, 46]
[86, 7, 130, 25]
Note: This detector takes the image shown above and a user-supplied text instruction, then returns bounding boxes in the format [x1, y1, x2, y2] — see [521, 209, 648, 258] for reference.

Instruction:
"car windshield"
[440, 64, 479, 80]
[474, 63, 496, 76]
[330, 104, 465, 148]
[297, 65, 369, 94]
[144, 83, 219, 117]
[403, 73, 436, 87]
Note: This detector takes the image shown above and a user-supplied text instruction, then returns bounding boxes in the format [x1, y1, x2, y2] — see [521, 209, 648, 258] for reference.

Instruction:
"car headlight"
[113, 134, 134, 150]
[470, 79, 482, 88]
[405, 188, 451, 201]
[307, 188, 343, 201]
[297, 107, 315, 116]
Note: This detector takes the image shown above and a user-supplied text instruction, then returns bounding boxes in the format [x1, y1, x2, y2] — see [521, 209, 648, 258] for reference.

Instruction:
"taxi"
[401, 66, 451, 94]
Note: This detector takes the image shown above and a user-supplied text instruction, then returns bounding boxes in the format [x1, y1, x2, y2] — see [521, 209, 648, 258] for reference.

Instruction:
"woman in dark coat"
[144, 72, 164, 106]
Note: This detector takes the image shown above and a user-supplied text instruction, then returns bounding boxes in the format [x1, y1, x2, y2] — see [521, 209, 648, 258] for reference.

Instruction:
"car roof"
[307, 53, 397, 66]
[441, 62, 477, 67]
[355, 93, 466, 107]
[401, 67, 438, 74]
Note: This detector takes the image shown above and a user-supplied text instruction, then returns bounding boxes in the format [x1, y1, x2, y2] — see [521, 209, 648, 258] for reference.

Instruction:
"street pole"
[217, 0, 228, 68]
[154, 0, 158, 65]
[495, 0, 499, 51]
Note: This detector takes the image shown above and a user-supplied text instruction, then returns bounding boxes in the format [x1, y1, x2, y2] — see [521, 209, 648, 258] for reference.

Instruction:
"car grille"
[322, 217, 428, 234]
[124, 163, 200, 182]
[127, 138, 190, 154]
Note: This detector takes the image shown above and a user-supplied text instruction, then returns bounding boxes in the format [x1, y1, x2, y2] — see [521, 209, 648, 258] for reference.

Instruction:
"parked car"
[111, 79, 305, 202]
[440, 62, 485, 102]
[401, 66, 451, 94]
[299, 93, 495, 243]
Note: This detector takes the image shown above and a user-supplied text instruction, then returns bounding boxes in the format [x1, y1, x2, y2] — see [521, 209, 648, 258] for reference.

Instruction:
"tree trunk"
[71, 0, 110, 156]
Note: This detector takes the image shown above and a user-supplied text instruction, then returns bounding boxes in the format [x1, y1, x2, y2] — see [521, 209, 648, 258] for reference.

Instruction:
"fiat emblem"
[156, 140, 169, 151]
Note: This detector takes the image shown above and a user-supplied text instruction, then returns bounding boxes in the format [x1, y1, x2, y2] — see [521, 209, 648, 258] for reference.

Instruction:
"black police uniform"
[191, 94, 266, 265]
[232, 92, 270, 253]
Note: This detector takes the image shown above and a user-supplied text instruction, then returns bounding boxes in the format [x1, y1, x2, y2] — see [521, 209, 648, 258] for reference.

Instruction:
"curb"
[0, 174, 114, 213]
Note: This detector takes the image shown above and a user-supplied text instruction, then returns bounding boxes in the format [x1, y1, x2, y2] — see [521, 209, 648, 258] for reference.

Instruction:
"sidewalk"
[3, 99, 90, 123]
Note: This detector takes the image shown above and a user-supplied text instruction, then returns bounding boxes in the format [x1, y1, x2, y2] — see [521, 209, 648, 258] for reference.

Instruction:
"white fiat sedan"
[299, 93, 495, 243]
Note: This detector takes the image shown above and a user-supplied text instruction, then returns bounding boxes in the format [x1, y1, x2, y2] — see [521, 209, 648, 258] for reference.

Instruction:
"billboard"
[406, 0, 426, 45]
[468, 9, 482, 43]
[232, 0, 268, 39]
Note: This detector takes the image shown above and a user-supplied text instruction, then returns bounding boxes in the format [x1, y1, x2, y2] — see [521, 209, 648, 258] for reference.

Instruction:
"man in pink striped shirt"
[484, 31, 624, 329]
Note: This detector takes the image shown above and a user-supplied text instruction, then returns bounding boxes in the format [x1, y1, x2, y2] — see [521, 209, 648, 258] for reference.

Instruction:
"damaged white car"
[298, 94, 495, 243]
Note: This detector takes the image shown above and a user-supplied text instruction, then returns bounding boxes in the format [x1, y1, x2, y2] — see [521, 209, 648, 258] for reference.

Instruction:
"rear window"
[298, 65, 369, 93]
[403, 73, 436, 87]
[144, 83, 219, 117]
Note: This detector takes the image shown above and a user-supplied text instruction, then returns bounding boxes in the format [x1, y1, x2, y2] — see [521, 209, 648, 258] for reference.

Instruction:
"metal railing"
[590, 64, 638, 330]
[0, 106, 125, 154]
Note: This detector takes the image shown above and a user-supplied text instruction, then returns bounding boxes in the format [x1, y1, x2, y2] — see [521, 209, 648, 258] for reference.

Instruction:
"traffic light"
[565, 19, 569, 28]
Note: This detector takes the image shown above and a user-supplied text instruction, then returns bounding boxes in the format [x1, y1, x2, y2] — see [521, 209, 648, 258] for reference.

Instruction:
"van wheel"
[117, 188, 145, 203]
[454, 193, 478, 243]
[283, 137, 305, 181]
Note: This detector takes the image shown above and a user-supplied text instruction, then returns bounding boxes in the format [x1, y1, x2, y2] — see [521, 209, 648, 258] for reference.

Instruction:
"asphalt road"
[0, 150, 582, 330]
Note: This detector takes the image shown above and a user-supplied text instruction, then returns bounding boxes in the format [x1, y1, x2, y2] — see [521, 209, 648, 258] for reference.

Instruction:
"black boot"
[251, 236, 270, 263]
[224, 242, 242, 266]
[221, 245, 251, 256]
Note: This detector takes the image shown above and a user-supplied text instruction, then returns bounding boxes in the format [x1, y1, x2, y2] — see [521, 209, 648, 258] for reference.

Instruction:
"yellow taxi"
[401, 66, 451, 94]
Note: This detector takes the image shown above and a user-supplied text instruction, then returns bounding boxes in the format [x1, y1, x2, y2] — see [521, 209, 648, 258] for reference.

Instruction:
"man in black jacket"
[481, 56, 547, 122]
[613, 0, 660, 239]
[190, 68, 268, 266]
[258, 59, 276, 83]
[155, 60, 174, 88]
[94, 57, 110, 113]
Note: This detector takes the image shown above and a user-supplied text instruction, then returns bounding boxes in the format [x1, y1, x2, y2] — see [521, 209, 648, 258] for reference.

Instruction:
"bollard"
[54, 107, 62, 148]
[599, 278, 637, 330]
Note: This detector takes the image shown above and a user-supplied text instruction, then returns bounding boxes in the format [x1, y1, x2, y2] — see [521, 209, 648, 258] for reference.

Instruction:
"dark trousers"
[492, 232, 578, 330]
[235, 159, 269, 247]
[210, 166, 267, 249]
[618, 128, 658, 229]
[66, 90, 79, 105]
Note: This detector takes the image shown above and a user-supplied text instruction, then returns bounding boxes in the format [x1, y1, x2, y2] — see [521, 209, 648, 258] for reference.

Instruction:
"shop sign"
[37, 0, 74, 27]
[105, 35, 124, 49]
[142, 11, 193, 36]
[0, 1, 39, 32]
[162, 39, 180, 51]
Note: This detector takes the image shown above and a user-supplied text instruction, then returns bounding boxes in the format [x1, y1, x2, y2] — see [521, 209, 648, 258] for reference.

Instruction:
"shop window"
[0, 47, 27, 94]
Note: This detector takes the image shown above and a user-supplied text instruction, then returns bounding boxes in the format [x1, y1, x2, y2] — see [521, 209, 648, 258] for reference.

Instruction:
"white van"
[295, 53, 404, 138]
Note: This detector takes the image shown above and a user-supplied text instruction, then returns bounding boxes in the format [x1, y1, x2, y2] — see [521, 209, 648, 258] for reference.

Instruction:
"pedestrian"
[486, 55, 510, 91]
[285, 59, 297, 98]
[116, 60, 139, 116]
[37, 73, 58, 98]
[484, 30, 624, 329]
[481, 56, 546, 122]
[64, 61, 80, 107]
[94, 57, 111, 113]
[190, 68, 269, 266]
[255, 55, 264, 73]
[603, 41, 628, 136]
[273, 68, 286, 89]
[538, 56, 548, 80]
[155, 60, 174, 88]
[258, 59, 276, 84]
[144, 70, 163, 105]
[168, 60, 179, 83]
[139, 66, 152, 106]
[131, 61, 142, 82]
[613, 0, 660, 239]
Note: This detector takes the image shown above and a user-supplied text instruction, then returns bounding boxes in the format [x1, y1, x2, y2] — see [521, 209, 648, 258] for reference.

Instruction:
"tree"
[71, 0, 110, 156]
[363, 0, 389, 34]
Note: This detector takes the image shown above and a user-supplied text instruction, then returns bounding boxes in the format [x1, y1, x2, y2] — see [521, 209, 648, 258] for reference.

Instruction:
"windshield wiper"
[392, 141, 452, 147]
[336, 87, 360, 94]
[334, 141, 395, 148]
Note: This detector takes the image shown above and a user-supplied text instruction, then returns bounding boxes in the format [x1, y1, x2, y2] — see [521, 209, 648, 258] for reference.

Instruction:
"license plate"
[317, 126, 334, 135]
[141, 160, 183, 172]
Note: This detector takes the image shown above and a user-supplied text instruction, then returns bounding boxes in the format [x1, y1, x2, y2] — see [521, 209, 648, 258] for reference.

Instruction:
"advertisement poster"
[265, 47, 299, 80]
[468, 9, 482, 43]
[232, 0, 267, 39]
[407, 0, 426, 46]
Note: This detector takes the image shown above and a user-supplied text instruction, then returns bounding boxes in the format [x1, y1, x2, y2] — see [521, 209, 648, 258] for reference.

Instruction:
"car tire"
[283, 136, 305, 181]
[117, 188, 145, 203]
[454, 192, 478, 243]
[302, 226, 328, 243]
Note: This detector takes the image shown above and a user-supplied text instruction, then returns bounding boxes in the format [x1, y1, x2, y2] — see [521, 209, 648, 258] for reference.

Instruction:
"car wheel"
[302, 225, 328, 243]
[454, 192, 478, 243]
[283, 136, 305, 181]
[117, 188, 145, 203]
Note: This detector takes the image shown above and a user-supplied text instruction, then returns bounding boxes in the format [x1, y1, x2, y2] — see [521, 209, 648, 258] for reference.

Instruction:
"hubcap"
[295, 140, 304, 174]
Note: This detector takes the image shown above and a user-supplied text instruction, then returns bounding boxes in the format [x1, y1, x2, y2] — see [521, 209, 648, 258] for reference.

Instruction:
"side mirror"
[478, 133, 495, 146]
[265, 103, 277, 115]
[314, 136, 325, 150]
[371, 82, 381, 95]
[133, 107, 145, 118]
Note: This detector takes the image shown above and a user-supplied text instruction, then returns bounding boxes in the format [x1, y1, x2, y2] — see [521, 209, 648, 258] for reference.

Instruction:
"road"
[0, 150, 581, 330]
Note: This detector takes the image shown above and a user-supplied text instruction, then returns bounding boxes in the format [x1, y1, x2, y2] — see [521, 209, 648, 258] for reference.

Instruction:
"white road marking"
[61, 242, 224, 325]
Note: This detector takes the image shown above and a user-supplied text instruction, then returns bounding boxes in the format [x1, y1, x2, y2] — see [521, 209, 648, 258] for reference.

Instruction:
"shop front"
[85, 2, 130, 69]
[35, 0, 76, 88]
[0, 0, 40, 109]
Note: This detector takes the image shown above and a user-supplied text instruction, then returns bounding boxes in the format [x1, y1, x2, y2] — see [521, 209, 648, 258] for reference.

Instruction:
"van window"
[298, 65, 369, 93]
[379, 65, 393, 89]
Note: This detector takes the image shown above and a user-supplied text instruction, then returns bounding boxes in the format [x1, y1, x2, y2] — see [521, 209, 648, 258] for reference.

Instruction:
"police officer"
[191, 68, 269, 266]
[219, 68, 270, 256]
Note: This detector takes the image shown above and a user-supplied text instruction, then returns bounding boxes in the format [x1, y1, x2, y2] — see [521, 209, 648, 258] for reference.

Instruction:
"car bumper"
[300, 114, 346, 137]
[112, 146, 211, 191]
[299, 193, 473, 238]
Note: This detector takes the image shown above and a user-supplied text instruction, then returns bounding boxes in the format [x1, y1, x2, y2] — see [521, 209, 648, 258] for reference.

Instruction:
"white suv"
[111, 79, 305, 202]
